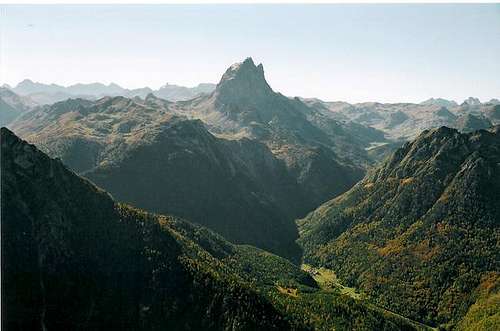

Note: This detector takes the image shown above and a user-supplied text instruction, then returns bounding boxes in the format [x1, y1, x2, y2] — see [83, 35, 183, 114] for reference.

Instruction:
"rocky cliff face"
[298, 126, 500, 328]
[215, 57, 273, 105]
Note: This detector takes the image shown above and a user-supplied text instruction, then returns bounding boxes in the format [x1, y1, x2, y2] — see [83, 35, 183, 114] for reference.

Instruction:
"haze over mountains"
[2, 65, 498, 143]
[2, 57, 499, 330]
[307, 98, 499, 142]
[3, 79, 216, 105]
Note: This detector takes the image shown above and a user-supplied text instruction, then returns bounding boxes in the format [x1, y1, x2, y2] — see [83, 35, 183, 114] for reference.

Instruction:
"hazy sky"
[1, 4, 499, 103]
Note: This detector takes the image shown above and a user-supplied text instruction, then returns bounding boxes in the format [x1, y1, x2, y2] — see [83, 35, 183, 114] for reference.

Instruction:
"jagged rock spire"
[215, 57, 273, 104]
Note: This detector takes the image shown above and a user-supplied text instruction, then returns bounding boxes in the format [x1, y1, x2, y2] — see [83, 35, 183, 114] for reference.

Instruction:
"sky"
[1, 4, 499, 103]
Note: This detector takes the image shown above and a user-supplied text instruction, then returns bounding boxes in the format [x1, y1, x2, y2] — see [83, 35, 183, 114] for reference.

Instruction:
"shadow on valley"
[2, 127, 423, 330]
[8, 58, 371, 263]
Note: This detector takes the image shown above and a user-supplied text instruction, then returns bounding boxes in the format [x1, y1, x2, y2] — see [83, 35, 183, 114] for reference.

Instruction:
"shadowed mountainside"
[10, 97, 306, 260]
[1, 127, 422, 331]
[179, 58, 373, 206]
[1, 127, 298, 330]
[9, 58, 387, 260]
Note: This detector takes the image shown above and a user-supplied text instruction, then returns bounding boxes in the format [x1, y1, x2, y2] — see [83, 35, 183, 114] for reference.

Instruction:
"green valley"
[298, 126, 500, 329]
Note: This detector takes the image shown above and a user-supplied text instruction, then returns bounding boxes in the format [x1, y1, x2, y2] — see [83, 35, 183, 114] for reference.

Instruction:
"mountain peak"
[17, 79, 35, 87]
[1, 127, 17, 142]
[219, 57, 264, 82]
[215, 57, 272, 102]
[455, 113, 493, 133]
[145, 92, 157, 100]
[420, 97, 457, 108]
[462, 96, 481, 106]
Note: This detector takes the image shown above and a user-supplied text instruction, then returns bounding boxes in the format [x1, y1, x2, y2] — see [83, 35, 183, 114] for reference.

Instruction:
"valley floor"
[301, 264, 437, 331]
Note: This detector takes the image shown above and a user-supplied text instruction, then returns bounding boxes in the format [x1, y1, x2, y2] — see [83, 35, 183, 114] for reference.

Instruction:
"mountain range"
[2, 127, 425, 330]
[8, 58, 383, 260]
[1, 57, 499, 330]
[3, 64, 498, 140]
[9, 96, 305, 260]
[0, 87, 36, 126]
[307, 98, 499, 142]
[3, 79, 216, 105]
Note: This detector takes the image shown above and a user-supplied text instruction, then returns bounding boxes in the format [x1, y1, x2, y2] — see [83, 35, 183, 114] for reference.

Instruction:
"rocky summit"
[215, 57, 273, 104]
